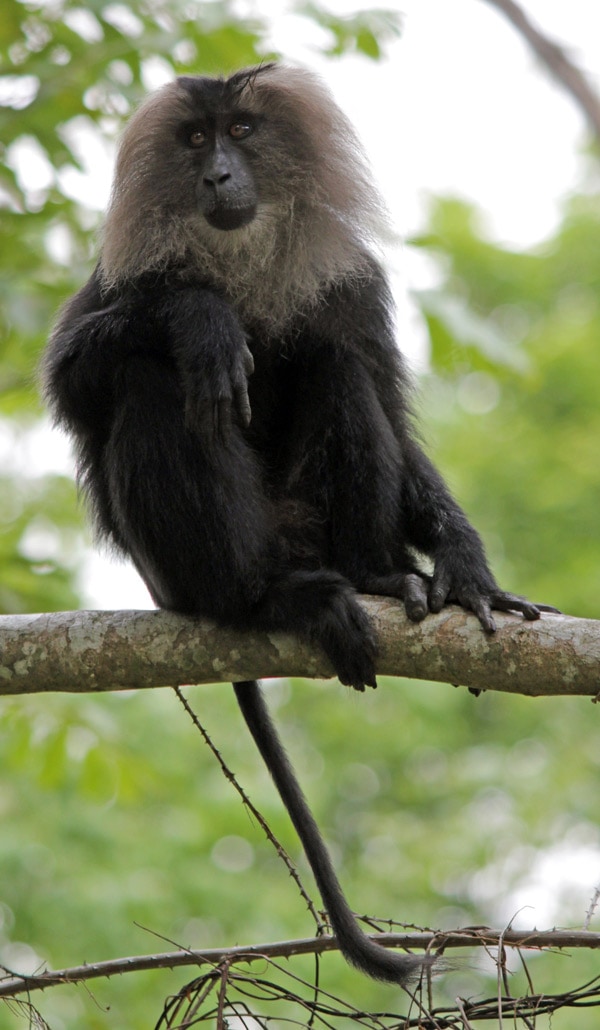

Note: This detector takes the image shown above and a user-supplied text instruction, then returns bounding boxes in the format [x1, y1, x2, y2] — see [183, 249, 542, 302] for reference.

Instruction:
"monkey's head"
[116, 65, 284, 235]
[100, 64, 387, 323]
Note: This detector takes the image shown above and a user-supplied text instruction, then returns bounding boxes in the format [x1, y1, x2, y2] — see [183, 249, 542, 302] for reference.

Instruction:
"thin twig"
[172, 686, 325, 934]
[2, 927, 600, 1000]
[155, 963, 600, 1029]
[483, 0, 600, 140]
[584, 885, 600, 931]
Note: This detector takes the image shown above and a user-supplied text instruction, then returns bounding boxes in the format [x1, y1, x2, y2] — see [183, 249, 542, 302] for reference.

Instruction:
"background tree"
[1, 1, 599, 1026]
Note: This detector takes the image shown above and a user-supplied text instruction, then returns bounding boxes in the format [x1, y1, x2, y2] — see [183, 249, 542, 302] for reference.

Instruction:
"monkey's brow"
[229, 62, 275, 96]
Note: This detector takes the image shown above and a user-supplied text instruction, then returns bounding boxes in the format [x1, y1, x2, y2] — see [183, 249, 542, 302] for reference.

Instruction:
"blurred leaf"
[415, 287, 529, 373]
[296, 4, 402, 57]
[414, 192, 600, 619]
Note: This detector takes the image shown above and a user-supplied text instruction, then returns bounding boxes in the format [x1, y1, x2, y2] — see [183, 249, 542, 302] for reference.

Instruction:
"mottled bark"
[0, 604, 597, 699]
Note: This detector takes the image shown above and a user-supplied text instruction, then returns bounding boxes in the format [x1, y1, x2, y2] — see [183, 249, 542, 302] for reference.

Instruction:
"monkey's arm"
[401, 439, 557, 630]
[161, 285, 254, 442]
[44, 272, 253, 440]
[303, 267, 556, 630]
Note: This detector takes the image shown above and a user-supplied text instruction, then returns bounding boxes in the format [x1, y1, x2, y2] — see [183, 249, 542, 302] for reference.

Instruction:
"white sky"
[283, 0, 598, 246]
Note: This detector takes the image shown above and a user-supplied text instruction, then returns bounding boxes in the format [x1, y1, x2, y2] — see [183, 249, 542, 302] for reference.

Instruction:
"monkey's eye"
[229, 122, 252, 140]
[189, 129, 207, 147]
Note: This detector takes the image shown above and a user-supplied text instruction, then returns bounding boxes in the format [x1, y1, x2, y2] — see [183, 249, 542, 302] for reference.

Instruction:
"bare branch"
[0, 604, 597, 698]
[2, 927, 600, 1000]
[483, 0, 600, 140]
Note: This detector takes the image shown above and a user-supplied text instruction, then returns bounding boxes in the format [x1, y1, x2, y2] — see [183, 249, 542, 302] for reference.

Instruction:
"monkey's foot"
[254, 569, 378, 692]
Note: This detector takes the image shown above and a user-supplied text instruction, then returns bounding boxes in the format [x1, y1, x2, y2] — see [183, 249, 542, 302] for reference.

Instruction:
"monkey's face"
[113, 70, 318, 241]
[170, 73, 310, 233]
[183, 109, 260, 232]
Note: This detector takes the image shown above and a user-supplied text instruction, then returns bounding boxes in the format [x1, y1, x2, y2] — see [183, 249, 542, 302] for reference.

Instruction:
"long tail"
[233, 680, 429, 986]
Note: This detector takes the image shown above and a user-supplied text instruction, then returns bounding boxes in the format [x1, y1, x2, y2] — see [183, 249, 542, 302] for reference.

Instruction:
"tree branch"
[483, 0, 600, 140]
[0, 603, 597, 698]
[1, 927, 600, 1000]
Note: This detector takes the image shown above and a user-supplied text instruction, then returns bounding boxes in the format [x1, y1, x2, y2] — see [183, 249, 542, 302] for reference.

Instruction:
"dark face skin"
[184, 103, 260, 232]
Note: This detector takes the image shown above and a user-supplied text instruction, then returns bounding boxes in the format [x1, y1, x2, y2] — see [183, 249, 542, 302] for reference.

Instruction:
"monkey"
[42, 64, 556, 987]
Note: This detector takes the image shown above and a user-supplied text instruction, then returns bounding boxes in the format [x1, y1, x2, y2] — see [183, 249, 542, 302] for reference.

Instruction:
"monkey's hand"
[357, 571, 432, 624]
[429, 553, 559, 633]
[182, 336, 255, 443]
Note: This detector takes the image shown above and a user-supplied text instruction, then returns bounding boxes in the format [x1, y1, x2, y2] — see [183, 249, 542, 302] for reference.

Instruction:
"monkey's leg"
[281, 348, 429, 618]
[400, 438, 559, 629]
[104, 355, 377, 687]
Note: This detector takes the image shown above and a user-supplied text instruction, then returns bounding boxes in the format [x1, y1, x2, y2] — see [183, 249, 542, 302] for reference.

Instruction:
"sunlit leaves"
[297, 4, 403, 59]
[413, 193, 600, 619]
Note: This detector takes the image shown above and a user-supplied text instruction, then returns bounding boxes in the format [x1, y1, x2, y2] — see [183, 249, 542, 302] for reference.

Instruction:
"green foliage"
[1, 1, 600, 1026]
[297, 5, 403, 59]
[412, 194, 600, 617]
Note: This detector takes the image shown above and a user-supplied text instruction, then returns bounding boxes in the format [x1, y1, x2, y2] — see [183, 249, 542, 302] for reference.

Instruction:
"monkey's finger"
[468, 596, 496, 634]
[242, 344, 255, 377]
[233, 382, 252, 427]
[403, 574, 429, 622]
[489, 592, 555, 622]
[429, 571, 452, 612]
[183, 389, 228, 442]
[498, 597, 539, 621]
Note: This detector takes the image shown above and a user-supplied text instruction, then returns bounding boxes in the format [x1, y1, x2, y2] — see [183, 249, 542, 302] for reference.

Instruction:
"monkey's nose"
[203, 171, 232, 188]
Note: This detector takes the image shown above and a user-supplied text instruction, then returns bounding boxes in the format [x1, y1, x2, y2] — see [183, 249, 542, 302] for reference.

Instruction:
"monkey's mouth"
[204, 205, 257, 231]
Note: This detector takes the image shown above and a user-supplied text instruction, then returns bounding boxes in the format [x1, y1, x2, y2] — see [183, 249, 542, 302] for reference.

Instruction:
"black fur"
[42, 66, 554, 987]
